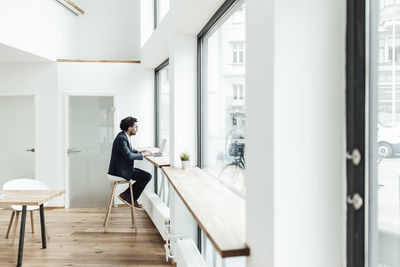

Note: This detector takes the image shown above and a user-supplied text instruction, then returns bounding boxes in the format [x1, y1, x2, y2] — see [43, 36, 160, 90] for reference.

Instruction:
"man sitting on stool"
[108, 116, 152, 209]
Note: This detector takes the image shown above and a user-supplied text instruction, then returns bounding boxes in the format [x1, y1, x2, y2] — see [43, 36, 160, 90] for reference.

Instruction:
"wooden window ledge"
[162, 167, 250, 257]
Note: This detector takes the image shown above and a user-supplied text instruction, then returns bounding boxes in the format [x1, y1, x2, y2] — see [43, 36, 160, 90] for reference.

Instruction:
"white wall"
[57, 62, 155, 203]
[57, 62, 154, 147]
[0, 63, 60, 199]
[0, 0, 141, 61]
[140, 0, 154, 48]
[245, 0, 274, 265]
[0, 62, 154, 207]
[246, 0, 346, 267]
[73, 0, 141, 60]
[169, 34, 197, 167]
[168, 34, 198, 254]
[0, 0, 77, 60]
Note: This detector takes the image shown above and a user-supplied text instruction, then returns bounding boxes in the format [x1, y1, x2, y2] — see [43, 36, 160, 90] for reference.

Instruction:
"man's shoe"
[118, 193, 132, 206]
[134, 201, 143, 210]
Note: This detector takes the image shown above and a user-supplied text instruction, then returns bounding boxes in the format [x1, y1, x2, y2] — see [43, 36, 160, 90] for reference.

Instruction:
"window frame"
[197, 0, 242, 168]
[154, 58, 169, 194]
[196, 0, 243, 253]
[232, 41, 245, 64]
[153, 0, 169, 29]
[153, 0, 157, 29]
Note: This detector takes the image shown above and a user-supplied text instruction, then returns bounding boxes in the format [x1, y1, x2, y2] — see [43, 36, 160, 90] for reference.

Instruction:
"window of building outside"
[381, 0, 398, 10]
[379, 39, 385, 63]
[232, 42, 245, 64]
[374, 1, 400, 266]
[155, 62, 170, 205]
[232, 84, 245, 102]
[201, 0, 246, 197]
[388, 38, 400, 63]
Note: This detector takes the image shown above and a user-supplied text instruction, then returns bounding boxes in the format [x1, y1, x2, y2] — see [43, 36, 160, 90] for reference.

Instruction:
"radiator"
[142, 190, 170, 240]
[176, 239, 208, 267]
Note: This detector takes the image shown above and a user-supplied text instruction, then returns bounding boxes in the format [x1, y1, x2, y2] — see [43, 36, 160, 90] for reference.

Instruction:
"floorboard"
[0, 207, 171, 266]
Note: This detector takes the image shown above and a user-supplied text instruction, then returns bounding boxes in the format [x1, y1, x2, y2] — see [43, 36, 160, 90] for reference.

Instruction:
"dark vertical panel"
[346, 0, 366, 266]
[154, 65, 159, 193]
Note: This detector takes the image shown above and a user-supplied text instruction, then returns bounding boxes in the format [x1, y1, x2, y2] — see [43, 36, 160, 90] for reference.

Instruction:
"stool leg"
[30, 211, 34, 234]
[6, 210, 15, 238]
[104, 182, 117, 232]
[129, 182, 135, 226]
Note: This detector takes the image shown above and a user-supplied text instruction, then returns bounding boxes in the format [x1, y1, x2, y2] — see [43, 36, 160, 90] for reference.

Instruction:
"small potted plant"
[180, 152, 190, 170]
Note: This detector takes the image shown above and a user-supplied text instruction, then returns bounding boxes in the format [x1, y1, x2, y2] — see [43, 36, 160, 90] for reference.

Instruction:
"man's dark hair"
[120, 117, 137, 131]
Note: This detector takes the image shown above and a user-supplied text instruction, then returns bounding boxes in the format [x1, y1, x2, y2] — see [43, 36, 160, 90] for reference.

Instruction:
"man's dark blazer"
[108, 131, 143, 180]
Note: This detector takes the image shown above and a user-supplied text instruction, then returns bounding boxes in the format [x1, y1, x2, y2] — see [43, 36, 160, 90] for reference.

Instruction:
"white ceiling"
[0, 43, 52, 63]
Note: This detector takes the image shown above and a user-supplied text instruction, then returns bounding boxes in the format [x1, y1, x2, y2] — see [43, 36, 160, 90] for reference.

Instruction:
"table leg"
[167, 180, 171, 207]
[39, 204, 46, 249]
[159, 172, 165, 200]
[17, 206, 27, 267]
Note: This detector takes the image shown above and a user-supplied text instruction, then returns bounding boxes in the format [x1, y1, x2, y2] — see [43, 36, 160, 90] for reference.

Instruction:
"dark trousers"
[123, 168, 152, 201]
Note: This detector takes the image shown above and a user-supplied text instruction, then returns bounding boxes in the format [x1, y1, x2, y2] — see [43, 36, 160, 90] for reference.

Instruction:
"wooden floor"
[0, 206, 171, 267]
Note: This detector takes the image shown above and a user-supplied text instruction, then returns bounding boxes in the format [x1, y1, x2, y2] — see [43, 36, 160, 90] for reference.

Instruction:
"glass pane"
[202, 1, 246, 195]
[200, 230, 246, 267]
[69, 96, 114, 208]
[157, 64, 170, 205]
[158, 65, 170, 149]
[0, 96, 35, 184]
[156, 0, 169, 25]
[375, 1, 400, 266]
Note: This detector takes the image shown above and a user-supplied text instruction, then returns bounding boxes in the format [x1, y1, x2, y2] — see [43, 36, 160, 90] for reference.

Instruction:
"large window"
[155, 59, 170, 204]
[198, 3, 246, 266]
[198, 0, 246, 196]
[366, 0, 400, 266]
[374, 1, 400, 266]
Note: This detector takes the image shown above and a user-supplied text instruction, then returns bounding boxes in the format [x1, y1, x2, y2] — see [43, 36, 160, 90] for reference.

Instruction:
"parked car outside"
[378, 123, 400, 157]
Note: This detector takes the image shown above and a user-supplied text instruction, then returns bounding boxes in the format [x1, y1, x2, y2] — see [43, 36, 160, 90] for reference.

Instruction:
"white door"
[67, 95, 115, 208]
[0, 95, 35, 185]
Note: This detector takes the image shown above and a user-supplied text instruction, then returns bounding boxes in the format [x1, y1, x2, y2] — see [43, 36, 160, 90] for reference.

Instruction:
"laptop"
[152, 139, 166, 157]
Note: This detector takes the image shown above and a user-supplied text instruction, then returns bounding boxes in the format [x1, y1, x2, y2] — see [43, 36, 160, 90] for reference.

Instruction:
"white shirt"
[125, 132, 132, 151]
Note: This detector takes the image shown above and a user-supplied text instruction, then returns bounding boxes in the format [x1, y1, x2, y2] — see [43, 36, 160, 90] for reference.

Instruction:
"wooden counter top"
[144, 155, 170, 168]
[0, 190, 65, 206]
[135, 146, 170, 168]
[162, 167, 249, 257]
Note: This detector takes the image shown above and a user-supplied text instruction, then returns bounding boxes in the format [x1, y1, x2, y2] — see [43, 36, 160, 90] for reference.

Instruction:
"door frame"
[0, 92, 39, 181]
[64, 91, 118, 208]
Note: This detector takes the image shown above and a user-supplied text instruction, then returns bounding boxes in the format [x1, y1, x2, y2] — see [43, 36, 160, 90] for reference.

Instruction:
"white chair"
[103, 174, 135, 232]
[3, 179, 50, 246]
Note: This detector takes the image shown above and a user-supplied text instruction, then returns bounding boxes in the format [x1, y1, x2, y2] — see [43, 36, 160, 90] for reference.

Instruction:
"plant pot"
[181, 160, 189, 170]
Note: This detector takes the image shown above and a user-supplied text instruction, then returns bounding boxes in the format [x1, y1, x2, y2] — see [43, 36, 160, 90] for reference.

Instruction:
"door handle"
[67, 149, 81, 154]
[347, 193, 363, 210]
[346, 148, 361, 166]
[26, 148, 35, 152]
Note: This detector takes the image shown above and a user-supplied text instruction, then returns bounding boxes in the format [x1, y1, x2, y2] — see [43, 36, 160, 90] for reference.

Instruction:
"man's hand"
[141, 150, 152, 156]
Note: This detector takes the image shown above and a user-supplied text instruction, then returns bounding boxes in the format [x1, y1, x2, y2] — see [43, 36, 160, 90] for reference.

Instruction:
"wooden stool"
[103, 174, 135, 232]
